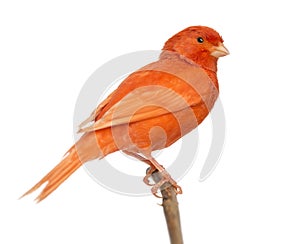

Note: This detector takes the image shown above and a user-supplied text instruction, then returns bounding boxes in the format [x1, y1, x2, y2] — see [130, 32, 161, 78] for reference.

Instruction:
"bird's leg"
[122, 150, 156, 186]
[123, 151, 182, 195]
[147, 157, 182, 197]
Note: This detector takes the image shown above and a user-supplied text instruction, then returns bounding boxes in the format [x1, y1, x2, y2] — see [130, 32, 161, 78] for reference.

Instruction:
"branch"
[151, 170, 184, 244]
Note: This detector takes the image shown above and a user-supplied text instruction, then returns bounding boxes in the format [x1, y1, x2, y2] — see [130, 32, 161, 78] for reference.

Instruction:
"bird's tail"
[21, 145, 82, 202]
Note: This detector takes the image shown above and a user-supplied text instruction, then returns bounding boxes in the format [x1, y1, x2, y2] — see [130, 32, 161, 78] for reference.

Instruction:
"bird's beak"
[210, 43, 230, 58]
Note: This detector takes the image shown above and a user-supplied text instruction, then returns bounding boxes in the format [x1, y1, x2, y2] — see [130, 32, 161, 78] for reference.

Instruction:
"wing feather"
[78, 55, 218, 133]
[79, 85, 198, 132]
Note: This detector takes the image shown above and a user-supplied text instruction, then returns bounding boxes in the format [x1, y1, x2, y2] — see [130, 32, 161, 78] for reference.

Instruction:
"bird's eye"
[197, 37, 204, 43]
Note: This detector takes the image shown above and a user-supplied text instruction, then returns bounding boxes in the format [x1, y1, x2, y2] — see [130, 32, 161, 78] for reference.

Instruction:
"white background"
[1, 0, 300, 243]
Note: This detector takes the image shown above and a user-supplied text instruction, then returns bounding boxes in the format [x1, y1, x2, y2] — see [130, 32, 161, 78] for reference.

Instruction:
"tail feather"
[21, 146, 82, 202]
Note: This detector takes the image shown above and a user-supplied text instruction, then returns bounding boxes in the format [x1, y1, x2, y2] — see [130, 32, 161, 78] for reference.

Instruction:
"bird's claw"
[143, 166, 157, 186]
[150, 170, 182, 197]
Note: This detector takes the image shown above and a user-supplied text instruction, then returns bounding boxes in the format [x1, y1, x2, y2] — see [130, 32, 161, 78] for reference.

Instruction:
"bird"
[21, 26, 229, 202]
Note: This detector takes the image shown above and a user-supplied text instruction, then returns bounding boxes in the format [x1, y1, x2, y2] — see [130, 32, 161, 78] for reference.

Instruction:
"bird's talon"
[149, 171, 182, 197]
[153, 191, 163, 198]
[143, 175, 154, 186]
[173, 184, 183, 194]
[144, 166, 158, 186]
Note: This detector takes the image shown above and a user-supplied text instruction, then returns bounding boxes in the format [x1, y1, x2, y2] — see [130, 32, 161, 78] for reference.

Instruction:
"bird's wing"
[78, 68, 217, 132]
[78, 90, 116, 130]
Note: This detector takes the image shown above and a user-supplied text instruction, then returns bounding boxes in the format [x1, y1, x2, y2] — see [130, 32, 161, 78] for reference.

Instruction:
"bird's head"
[163, 26, 229, 71]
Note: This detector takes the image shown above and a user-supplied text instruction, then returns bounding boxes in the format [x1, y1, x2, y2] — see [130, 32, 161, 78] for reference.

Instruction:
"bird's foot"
[151, 170, 182, 198]
[143, 166, 157, 186]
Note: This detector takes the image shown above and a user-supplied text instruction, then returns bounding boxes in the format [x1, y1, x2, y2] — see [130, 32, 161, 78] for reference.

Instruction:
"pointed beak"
[211, 43, 230, 58]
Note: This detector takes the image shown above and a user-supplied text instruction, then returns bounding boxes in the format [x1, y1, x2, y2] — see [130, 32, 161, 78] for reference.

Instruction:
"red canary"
[22, 26, 229, 202]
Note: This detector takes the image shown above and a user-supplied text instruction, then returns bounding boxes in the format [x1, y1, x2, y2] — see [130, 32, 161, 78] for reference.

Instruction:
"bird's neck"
[200, 57, 218, 73]
[179, 54, 219, 90]
[157, 51, 219, 92]
[184, 52, 219, 90]
[191, 52, 218, 73]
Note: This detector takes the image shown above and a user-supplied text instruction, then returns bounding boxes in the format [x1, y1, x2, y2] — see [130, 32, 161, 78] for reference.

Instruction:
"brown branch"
[151, 170, 184, 244]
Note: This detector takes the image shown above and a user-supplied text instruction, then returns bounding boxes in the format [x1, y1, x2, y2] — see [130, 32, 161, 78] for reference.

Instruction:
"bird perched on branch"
[21, 26, 229, 202]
